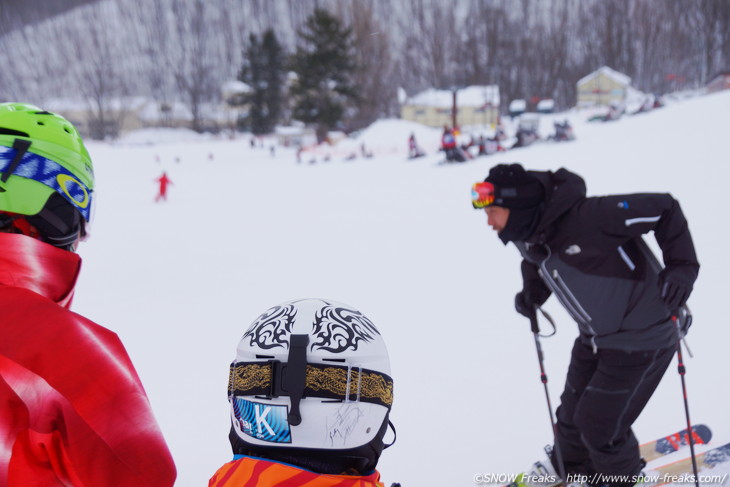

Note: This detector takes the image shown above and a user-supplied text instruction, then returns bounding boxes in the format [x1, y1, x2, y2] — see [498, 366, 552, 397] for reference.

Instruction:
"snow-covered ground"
[74, 89, 730, 486]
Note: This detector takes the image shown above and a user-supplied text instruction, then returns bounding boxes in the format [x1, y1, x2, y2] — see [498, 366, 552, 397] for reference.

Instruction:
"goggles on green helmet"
[0, 141, 93, 221]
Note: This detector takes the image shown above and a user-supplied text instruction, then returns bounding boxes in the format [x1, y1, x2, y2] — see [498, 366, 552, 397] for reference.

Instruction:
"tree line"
[1, 0, 728, 139]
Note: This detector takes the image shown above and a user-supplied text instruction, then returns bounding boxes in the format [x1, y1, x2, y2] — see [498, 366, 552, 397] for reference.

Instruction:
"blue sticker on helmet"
[232, 398, 292, 443]
[0, 145, 93, 221]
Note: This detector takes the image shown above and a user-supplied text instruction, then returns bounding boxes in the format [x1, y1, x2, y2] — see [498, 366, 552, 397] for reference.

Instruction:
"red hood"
[0, 233, 81, 308]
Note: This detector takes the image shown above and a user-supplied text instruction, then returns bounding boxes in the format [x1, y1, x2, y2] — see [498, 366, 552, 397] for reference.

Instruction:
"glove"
[514, 278, 551, 318]
[658, 265, 698, 311]
[514, 291, 535, 318]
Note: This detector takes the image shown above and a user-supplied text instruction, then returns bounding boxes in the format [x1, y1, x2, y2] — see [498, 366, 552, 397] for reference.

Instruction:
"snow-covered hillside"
[74, 89, 730, 486]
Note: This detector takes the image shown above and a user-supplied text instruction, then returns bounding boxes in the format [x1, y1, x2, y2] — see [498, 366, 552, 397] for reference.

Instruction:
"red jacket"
[209, 456, 384, 487]
[0, 233, 176, 486]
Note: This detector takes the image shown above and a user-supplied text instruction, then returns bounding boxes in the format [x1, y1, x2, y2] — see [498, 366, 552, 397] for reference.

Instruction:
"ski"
[645, 441, 730, 486]
[641, 424, 712, 463]
[503, 426, 712, 487]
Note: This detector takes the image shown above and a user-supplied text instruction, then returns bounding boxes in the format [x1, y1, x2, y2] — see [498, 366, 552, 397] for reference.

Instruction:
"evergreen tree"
[261, 30, 285, 132]
[238, 29, 285, 134]
[289, 8, 358, 142]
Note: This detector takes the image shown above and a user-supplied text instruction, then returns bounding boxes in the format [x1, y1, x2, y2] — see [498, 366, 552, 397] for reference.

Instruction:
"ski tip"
[694, 424, 712, 443]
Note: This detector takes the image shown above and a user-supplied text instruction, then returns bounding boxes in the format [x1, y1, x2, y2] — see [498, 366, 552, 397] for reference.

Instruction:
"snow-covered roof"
[509, 99, 526, 111]
[222, 80, 252, 96]
[275, 125, 314, 136]
[406, 85, 500, 108]
[577, 66, 632, 87]
[536, 99, 555, 110]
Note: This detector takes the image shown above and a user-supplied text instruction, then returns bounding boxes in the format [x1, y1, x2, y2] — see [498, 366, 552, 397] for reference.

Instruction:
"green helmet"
[0, 103, 94, 249]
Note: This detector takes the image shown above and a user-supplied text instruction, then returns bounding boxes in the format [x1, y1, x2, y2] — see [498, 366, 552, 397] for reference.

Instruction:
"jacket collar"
[0, 233, 81, 308]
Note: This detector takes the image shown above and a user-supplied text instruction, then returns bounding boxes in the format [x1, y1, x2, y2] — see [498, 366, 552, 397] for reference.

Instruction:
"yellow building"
[576, 66, 632, 107]
[400, 85, 500, 128]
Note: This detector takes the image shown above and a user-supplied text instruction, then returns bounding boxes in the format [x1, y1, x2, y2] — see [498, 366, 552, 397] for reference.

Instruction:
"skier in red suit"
[156, 171, 173, 202]
[0, 103, 177, 486]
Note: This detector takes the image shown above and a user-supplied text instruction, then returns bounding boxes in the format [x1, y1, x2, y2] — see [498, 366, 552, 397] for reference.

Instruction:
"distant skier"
[605, 101, 623, 121]
[408, 133, 424, 159]
[441, 126, 456, 159]
[471, 163, 699, 487]
[477, 134, 487, 156]
[156, 171, 173, 202]
[441, 126, 466, 162]
[0, 103, 176, 486]
[209, 298, 396, 486]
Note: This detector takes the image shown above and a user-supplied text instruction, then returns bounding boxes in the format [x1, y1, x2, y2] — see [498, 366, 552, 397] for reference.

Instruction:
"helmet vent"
[36, 121, 45, 126]
[322, 358, 346, 363]
[0, 128, 30, 137]
[34, 111, 53, 115]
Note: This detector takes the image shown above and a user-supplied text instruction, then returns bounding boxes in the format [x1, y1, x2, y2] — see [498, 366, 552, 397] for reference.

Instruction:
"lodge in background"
[400, 85, 501, 129]
[576, 66, 632, 108]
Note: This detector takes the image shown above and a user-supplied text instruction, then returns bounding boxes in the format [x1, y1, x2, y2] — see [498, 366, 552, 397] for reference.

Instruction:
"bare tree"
[2, 0, 728, 131]
[397, 0, 466, 90]
[66, 2, 131, 139]
[688, 0, 730, 82]
[170, 0, 219, 132]
[348, 0, 396, 127]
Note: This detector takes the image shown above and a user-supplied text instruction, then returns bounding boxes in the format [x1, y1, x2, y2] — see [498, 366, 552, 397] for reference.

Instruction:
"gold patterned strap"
[228, 361, 393, 408]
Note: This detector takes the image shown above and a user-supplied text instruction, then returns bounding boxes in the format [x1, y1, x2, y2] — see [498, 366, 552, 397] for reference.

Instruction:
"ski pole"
[674, 314, 700, 487]
[529, 306, 567, 483]
[638, 238, 700, 486]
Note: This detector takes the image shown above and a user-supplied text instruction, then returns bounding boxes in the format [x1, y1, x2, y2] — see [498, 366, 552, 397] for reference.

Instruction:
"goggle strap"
[36, 206, 71, 234]
[229, 360, 394, 409]
[0, 138, 31, 185]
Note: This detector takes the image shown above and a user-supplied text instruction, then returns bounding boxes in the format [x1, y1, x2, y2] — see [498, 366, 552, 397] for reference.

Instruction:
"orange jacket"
[0, 233, 176, 486]
[209, 455, 384, 487]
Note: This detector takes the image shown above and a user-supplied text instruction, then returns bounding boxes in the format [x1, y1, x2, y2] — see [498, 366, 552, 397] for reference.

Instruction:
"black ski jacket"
[514, 168, 699, 352]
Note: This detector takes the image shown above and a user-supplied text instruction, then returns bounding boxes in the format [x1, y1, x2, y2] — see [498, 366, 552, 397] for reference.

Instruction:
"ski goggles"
[471, 181, 495, 208]
[0, 141, 94, 222]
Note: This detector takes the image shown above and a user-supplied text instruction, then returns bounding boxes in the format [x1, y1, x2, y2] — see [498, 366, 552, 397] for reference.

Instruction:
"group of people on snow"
[425, 117, 572, 163]
[0, 101, 699, 487]
[0, 103, 395, 487]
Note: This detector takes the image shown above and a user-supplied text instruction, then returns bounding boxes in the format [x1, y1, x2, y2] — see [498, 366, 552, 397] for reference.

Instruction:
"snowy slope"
[72, 90, 730, 487]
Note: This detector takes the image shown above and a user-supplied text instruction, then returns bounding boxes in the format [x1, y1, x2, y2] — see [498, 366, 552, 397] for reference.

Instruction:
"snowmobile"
[548, 120, 575, 142]
[511, 129, 539, 148]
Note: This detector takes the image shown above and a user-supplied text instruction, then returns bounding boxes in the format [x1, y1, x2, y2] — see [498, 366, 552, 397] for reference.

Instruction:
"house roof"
[577, 66, 632, 87]
[406, 85, 500, 108]
[222, 80, 252, 96]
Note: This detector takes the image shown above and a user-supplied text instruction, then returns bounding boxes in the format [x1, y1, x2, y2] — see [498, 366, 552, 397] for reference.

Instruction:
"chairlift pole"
[451, 88, 458, 130]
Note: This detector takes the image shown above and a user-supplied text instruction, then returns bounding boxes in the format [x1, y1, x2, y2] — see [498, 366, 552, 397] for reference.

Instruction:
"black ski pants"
[553, 338, 675, 485]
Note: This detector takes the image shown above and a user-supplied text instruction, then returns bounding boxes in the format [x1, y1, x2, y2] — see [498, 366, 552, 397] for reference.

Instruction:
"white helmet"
[228, 298, 394, 473]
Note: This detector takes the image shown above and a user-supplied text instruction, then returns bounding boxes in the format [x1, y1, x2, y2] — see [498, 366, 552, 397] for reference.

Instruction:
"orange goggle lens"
[471, 181, 495, 208]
